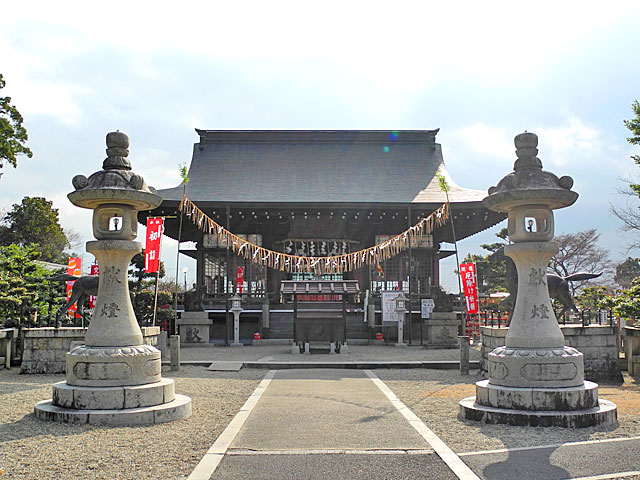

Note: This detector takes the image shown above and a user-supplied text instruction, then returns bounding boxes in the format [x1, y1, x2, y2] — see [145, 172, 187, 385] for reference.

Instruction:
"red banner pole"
[147, 218, 165, 326]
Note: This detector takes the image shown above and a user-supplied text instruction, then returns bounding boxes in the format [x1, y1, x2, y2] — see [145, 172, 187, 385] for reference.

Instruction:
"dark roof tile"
[157, 130, 487, 205]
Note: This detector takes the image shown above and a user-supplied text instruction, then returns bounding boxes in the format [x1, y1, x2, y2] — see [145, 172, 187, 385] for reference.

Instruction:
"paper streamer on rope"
[179, 196, 450, 274]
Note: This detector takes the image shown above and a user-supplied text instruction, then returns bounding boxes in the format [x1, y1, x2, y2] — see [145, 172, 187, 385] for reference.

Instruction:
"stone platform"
[34, 344, 191, 425]
[34, 394, 191, 425]
[459, 379, 617, 427]
[459, 397, 617, 428]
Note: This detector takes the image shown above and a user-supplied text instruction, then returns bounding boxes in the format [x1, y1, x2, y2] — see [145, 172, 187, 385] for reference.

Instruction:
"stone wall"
[480, 324, 622, 384]
[21, 326, 160, 374]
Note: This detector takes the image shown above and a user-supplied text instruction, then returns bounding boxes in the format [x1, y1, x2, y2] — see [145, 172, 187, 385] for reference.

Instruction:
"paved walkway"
[185, 366, 640, 480]
[188, 369, 477, 480]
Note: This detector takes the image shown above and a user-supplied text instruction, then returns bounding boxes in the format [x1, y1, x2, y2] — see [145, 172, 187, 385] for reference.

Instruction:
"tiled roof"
[156, 130, 487, 205]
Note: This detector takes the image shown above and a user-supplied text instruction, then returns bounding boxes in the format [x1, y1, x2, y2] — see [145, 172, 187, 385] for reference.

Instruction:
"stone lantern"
[35, 131, 191, 425]
[394, 292, 408, 347]
[230, 294, 243, 347]
[459, 132, 616, 427]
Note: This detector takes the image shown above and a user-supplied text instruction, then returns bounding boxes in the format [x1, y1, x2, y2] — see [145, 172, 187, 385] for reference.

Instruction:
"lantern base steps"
[35, 346, 192, 426]
[34, 394, 191, 425]
[459, 380, 617, 428]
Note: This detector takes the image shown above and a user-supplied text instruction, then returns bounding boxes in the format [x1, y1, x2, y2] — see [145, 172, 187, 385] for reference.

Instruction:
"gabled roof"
[156, 129, 487, 206]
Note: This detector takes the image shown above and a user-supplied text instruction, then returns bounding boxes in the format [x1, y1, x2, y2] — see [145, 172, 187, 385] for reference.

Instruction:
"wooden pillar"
[293, 294, 298, 343]
[342, 293, 347, 344]
[196, 249, 204, 290]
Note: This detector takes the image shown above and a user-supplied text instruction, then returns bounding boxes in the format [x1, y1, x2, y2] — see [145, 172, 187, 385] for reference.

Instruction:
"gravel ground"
[3, 353, 639, 479]
[0, 366, 264, 480]
[376, 369, 640, 454]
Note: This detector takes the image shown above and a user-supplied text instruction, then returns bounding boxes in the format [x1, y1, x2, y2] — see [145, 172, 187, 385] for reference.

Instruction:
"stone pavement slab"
[207, 361, 243, 371]
[195, 368, 471, 479]
[460, 437, 640, 480]
[230, 369, 429, 450]
[215, 452, 458, 479]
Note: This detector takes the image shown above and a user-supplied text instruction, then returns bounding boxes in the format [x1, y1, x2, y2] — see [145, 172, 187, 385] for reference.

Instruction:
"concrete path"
[188, 369, 474, 479]
[188, 369, 639, 480]
[460, 437, 640, 480]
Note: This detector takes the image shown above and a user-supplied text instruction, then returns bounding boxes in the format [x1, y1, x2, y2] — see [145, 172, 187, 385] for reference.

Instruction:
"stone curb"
[161, 360, 480, 369]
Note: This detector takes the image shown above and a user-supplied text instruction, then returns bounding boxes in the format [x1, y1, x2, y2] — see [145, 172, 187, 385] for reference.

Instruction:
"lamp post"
[182, 267, 188, 291]
[230, 294, 243, 347]
[395, 292, 408, 347]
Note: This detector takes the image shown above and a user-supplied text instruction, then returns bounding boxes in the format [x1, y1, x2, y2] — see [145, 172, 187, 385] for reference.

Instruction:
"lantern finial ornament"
[513, 131, 542, 170]
[104, 130, 131, 170]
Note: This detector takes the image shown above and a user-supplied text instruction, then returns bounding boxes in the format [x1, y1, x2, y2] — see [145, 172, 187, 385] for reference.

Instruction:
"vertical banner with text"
[459, 262, 479, 314]
[236, 266, 244, 294]
[66, 257, 82, 316]
[145, 218, 164, 273]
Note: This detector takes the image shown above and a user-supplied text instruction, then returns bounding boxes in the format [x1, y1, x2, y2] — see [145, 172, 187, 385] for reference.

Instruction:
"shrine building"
[142, 129, 504, 343]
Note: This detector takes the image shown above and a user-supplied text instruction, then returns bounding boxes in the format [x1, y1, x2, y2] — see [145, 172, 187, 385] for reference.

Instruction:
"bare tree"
[64, 229, 84, 254]
[550, 229, 613, 295]
[610, 179, 640, 250]
[610, 101, 640, 250]
[615, 257, 640, 288]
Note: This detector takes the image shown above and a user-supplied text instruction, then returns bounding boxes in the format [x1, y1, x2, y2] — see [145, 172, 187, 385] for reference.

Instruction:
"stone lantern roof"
[68, 131, 160, 211]
[484, 132, 578, 212]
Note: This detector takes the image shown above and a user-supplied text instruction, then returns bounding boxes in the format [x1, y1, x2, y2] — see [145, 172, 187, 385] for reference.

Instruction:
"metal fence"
[466, 308, 616, 338]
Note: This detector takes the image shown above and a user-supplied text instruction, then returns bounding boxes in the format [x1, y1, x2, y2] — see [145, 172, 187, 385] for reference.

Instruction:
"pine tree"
[0, 73, 32, 171]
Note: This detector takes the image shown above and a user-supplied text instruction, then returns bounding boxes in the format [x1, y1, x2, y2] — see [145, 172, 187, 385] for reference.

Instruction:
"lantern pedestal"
[460, 242, 618, 426]
[178, 312, 210, 345]
[424, 312, 460, 349]
[459, 381, 617, 427]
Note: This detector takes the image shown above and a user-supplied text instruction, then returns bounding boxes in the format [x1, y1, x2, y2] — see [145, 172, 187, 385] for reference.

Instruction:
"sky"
[1, 0, 640, 292]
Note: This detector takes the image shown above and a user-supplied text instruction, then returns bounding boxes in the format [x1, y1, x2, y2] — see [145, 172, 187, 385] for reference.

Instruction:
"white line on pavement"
[365, 370, 480, 480]
[459, 435, 640, 457]
[187, 370, 276, 480]
[566, 471, 640, 480]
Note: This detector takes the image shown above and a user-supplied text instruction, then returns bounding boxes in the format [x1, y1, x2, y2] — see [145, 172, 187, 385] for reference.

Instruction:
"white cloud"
[4, 1, 638, 91]
[135, 147, 182, 190]
[535, 116, 599, 166]
[455, 123, 514, 161]
[50, 192, 93, 242]
[18, 82, 90, 125]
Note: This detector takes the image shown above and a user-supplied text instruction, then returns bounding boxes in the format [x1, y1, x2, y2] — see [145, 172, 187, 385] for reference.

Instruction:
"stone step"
[475, 379, 599, 411]
[459, 396, 617, 428]
[34, 394, 191, 426]
[52, 378, 175, 410]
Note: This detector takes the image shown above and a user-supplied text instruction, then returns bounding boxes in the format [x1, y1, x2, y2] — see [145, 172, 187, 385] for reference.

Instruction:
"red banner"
[236, 266, 244, 294]
[89, 264, 99, 309]
[66, 257, 82, 317]
[145, 218, 164, 273]
[460, 262, 479, 314]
